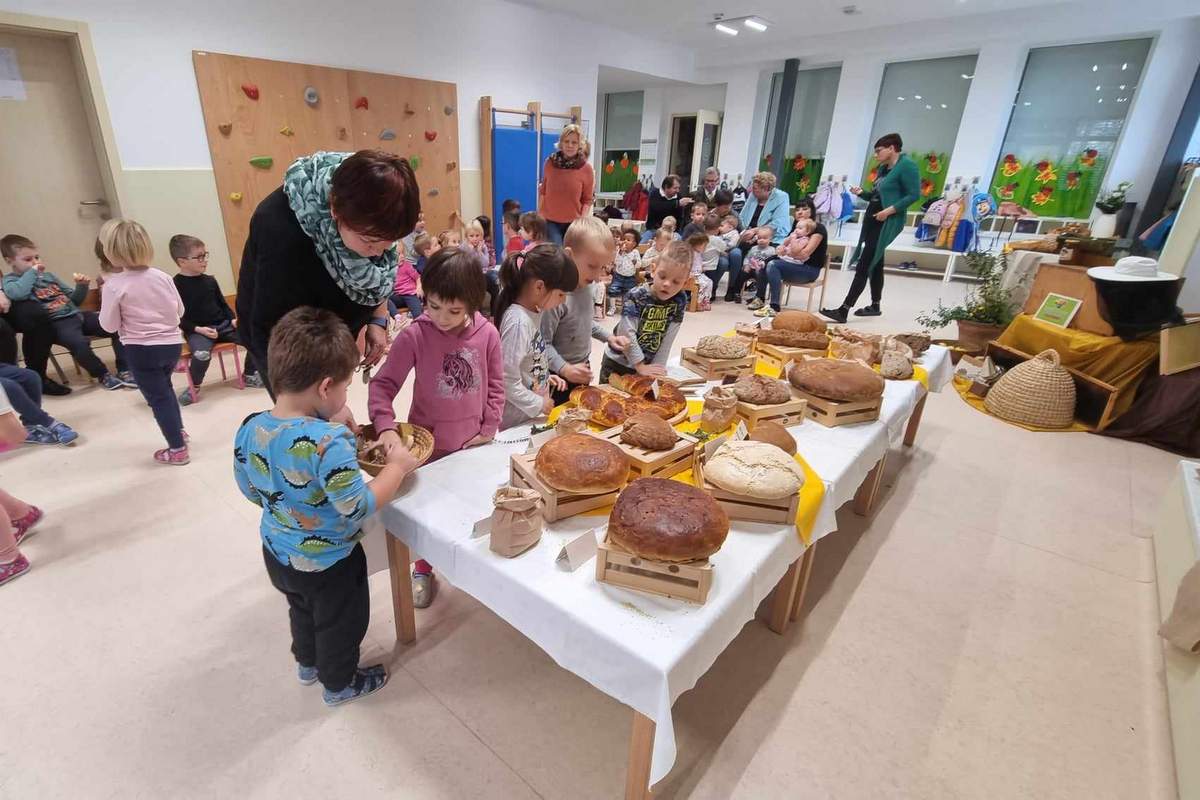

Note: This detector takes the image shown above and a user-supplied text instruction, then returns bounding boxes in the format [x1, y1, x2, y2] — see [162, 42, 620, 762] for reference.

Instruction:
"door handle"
[79, 199, 108, 205]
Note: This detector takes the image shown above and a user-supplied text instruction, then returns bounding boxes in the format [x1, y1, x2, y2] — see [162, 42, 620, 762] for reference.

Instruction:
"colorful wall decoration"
[600, 149, 639, 193]
[860, 151, 949, 201]
[758, 153, 826, 205]
[988, 148, 1106, 219]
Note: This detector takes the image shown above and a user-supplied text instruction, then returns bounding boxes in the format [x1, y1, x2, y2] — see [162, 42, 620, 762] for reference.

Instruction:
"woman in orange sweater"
[539, 124, 595, 245]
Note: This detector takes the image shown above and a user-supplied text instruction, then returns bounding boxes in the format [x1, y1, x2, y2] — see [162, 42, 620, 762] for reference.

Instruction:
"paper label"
[734, 420, 749, 440]
[471, 516, 491, 539]
[556, 528, 600, 571]
[649, 379, 660, 400]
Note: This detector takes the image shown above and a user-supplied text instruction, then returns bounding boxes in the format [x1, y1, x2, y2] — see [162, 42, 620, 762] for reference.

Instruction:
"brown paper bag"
[555, 406, 592, 436]
[700, 386, 738, 433]
[489, 486, 544, 557]
[1160, 561, 1200, 654]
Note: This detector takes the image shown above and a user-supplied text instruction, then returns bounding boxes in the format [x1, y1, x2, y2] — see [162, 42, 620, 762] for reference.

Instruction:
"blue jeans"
[608, 273, 636, 297]
[0, 363, 52, 428]
[391, 293, 423, 318]
[639, 229, 656, 244]
[760, 258, 821, 310]
[125, 343, 185, 449]
[546, 220, 570, 246]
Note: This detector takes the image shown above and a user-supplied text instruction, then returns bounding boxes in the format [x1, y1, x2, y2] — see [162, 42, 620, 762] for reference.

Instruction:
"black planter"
[1089, 276, 1185, 340]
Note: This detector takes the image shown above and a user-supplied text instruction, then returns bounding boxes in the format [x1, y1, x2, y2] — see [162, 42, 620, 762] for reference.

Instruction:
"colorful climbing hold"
[427, 188, 440, 197]
[279, 125, 294, 137]
[379, 128, 397, 141]
[304, 86, 319, 106]
[446, 161, 457, 171]
[218, 123, 233, 136]
[408, 156, 421, 170]
[404, 103, 415, 116]
[241, 83, 259, 100]
[424, 130, 437, 142]
[443, 105, 455, 116]
[353, 96, 369, 110]
[229, 192, 243, 202]
[249, 156, 273, 169]
[336, 127, 348, 140]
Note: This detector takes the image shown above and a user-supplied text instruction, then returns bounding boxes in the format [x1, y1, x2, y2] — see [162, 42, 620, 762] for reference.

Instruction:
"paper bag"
[700, 386, 738, 433]
[1160, 561, 1200, 654]
[555, 406, 592, 436]
[489, 486, 544, 558]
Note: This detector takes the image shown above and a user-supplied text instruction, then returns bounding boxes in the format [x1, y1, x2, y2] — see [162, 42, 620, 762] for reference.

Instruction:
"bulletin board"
[192, 51, 461, 284]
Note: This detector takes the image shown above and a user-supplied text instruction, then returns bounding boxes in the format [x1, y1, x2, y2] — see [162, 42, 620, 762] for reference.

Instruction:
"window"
[601, 91, 643, 192]
[760, 67, 842, 203]
[861, 54, 978, 201]
[990, 38, 1152, 218]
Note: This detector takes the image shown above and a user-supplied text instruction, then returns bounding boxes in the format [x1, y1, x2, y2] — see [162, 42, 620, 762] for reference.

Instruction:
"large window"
[990, 39, 1152, 218]
[601, 91, 643, 193]
[861, 54, 978, 200]
[759, 67, 841, 203]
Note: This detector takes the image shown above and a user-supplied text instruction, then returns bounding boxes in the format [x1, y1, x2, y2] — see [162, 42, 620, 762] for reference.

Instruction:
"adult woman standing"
[236, 150, 421, 399]
[821, 133, 919, 322]
[748, 197, 827, 316]
[539, 124, 595, 245]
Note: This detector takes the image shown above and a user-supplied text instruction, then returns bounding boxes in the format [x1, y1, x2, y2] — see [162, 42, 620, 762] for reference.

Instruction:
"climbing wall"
[192, 51, 461, 284]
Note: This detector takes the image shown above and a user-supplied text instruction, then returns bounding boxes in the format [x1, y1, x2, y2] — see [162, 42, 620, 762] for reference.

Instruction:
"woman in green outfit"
[822, 133, 920, 323]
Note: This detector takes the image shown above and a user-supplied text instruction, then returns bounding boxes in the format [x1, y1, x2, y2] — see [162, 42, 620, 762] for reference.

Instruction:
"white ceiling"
[510, 0, 1073, 49]
[597, 66, 716, 93]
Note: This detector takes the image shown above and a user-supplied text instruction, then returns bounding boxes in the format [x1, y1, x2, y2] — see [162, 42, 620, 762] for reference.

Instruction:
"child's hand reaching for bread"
[634, 362, 666, 377]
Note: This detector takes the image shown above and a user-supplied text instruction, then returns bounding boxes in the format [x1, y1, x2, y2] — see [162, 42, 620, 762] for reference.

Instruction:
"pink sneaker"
[154, 446, 190, 466]
[12, 506, 43, 545]
[0, 554, 30, 586]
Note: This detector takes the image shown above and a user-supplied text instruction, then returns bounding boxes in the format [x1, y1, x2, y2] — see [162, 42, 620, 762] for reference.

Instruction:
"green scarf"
[283, 151, 398, 307]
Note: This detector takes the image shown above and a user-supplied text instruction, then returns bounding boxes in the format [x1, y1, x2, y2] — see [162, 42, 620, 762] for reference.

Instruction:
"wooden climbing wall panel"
[192, 51, 461, 284]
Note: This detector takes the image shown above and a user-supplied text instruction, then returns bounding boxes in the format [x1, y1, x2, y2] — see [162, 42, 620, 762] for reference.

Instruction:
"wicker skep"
[984, 349, 1076, 428]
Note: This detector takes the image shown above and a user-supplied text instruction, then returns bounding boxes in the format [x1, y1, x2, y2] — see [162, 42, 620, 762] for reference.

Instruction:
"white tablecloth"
[377, 345, 948, 783]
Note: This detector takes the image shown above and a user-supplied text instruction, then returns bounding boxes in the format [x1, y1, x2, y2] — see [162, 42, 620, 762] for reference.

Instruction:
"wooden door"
[0, 31, 109, 275]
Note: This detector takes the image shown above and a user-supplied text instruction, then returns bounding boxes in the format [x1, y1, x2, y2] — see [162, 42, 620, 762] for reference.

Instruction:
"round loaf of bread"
[731, 374, 792, 405]
[535, 433, 629, 493]
[705, 440, 804, 499]
[758, 328, 830, 351]
[620, 412, 678, 451]
[788, 358, 885, 401]
[695, 334, 750, 360]
[772, 310, 826, 333]
[749, 420, 797, 456]
[608, 478, 729, 562]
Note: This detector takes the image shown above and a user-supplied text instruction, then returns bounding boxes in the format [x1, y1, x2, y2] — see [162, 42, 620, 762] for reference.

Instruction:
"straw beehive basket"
[357, 423, 434, 476]
[984, 349, 1076, 428]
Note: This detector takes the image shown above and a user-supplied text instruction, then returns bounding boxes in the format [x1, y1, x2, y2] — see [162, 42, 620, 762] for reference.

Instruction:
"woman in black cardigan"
[236, 150, 421, 399]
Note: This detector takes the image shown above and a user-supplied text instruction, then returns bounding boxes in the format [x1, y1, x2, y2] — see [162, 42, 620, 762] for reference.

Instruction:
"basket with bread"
[509, 432, 630, 521]
[680, 335, 757, 380]
[786, 357, 885, 427]
[728, 374, 809, 432]
[356, 423, 434, 477]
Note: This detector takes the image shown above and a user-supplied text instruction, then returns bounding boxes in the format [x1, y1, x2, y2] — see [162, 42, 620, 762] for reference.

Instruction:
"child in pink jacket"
[368, 247, 503, 608]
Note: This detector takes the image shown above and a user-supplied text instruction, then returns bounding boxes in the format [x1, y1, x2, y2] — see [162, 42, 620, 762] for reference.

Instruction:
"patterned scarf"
[549, 150, 585, 170]
[283, 151, 398, 306]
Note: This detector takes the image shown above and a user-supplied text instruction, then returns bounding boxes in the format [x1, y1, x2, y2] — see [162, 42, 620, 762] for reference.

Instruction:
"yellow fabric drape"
[953, 376, 1090, 432]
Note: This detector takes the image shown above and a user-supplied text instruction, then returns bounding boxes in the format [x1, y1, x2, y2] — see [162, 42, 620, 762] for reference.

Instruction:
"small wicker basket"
[357, 423, 434, 476]
[984, 349, 1076, 428]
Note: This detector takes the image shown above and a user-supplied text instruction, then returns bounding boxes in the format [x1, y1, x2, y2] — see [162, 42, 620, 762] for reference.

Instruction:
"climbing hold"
[304, 86, 319, 106]
[379, 128, 397, 141]
[218, 123, 233, 136]
[241, 83, 259, 100]
[229, 192, 243, 202]
[279, 125, 294, 136]
[443, 105, 455, 116]
[404, 103, 415, 116]
[353, 96, 368, 110]
[336, 127, 348, 140]
[424, 130, 437, 142]
[408, 155, 421, 170]
[249, 156, 273, 169]
[427, 188, 440, 197]
[446, 161, 457, 171]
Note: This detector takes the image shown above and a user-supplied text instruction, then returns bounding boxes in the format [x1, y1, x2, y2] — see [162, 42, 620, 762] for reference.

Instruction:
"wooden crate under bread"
[594, 425, 698, 480]
[790, 388, 882, 428]
[680, 347, 757, 380]
[509, 451, 621, 522]
[735, 392, 808, 432]
[595, 535, 712, 604]
[692, 446, 800, 524]
[753, 341, 827, 375]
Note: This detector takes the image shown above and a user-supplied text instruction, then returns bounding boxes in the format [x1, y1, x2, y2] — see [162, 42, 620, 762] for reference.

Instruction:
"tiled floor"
[0, 270, 1180, 798]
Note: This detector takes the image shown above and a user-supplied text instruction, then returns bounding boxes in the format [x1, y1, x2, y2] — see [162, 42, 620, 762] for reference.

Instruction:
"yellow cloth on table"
[953, 376, 1089, 432]
[997, 314, 1158, 419]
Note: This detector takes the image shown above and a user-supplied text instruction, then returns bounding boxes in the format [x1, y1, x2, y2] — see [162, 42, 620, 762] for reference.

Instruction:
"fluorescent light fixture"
[1119, 84, 1126, 90]
[961, 73, 974, 79]
[1122, 62, 1128, 70]
[897, 96, 905, 101]
[1097, 98, 1103, 103]
[1092, 64, 1098, 72]
[940, 103, 947, 108]
[914, 94, 922, 100]
[714, 22, 738, 35]
[1023, 101, 1032, 106]
[925, 104, 932, 109]
[743, 17, 768, 31]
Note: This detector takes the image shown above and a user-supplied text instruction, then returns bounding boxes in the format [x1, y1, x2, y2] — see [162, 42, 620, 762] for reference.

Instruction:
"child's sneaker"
[0, 555, 30, 587]
[117, 371, 139, 388]
[48, 421, 78, 446]
[413, 571, 437, 608]
[753, 305, 776, 318]
[178, 388, 197, 406]
[100, 374, 125, 391]
[746, 297, 765, 311]
[243, 373, 265, 389]
[298, 664, 319, 685]
[13, 506, 43, 544]
[323, 665, 389, 706]
[24, 425, 57, 445]
[154, 446, 190, 466]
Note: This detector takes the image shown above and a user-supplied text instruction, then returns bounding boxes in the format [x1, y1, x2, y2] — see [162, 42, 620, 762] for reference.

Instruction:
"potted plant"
[1091, 181, 1132, 239]
[916, 252, 1018, 355]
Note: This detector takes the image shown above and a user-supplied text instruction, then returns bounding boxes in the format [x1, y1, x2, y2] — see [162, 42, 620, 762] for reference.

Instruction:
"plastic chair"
[175, 342, 244, 403]
[782, 254, 831, 312]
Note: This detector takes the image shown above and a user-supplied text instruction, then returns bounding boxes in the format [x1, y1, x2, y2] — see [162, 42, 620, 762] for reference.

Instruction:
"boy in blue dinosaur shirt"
[234, 306, 418, 706]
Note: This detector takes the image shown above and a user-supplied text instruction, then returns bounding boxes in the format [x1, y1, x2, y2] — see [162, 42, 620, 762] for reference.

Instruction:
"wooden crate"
[595, 535, 712, 604]
[680, 347, 756, 380]
[693, 449, 801, 524]
[753, 341, 826, 375]
[791, 388, 882, 427]
[509, 451, 621, 522]
[595, 425, 698, 479]
[735, 392, 808, 432]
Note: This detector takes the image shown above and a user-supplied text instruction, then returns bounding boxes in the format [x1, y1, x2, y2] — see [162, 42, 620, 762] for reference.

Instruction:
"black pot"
[1089, 276, 1185, 340]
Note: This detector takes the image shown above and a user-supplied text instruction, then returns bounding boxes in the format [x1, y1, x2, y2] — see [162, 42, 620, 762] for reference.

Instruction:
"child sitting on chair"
[1, 233, 134, 391]
[170, 234, 263, 406]
[660, 216, 681, 241]
[686, 232, 714, 311]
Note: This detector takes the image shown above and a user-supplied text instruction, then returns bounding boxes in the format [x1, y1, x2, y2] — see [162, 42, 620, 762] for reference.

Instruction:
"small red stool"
[175, 342, 244, 403]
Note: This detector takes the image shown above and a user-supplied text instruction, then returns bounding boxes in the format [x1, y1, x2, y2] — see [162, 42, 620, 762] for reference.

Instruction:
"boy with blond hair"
[599, 241, 690, 384]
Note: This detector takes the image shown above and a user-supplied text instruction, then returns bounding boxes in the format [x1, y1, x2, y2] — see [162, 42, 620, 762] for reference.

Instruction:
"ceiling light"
[714, 22, 738, 35]
[1097, 98, 1103, 104]
[961, 73, 974, 79]
[925, 104, 932, 109]
[914, 94, 922, 100]
[1092, 64, 1098, 72]
[1122, 63, 1128, 70]
[743, 17, 768, 31]
[1119, 84, 1126, 90]
[940, 103, 947, 108]
[1095, 85, 1101, 91]
[1023, 101, 1032, 106]
[897, 96, 905, 101]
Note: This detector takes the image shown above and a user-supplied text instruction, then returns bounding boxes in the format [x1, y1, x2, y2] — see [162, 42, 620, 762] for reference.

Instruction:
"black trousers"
[550, 376, 588, 407]
[51, 312, 125, 378]
[185, 321, 258, 385]
[842, 214, 885, 307]
[125, 343, 185, 449]
[1, 300, 54, 379]
[263, 543, 369, 692]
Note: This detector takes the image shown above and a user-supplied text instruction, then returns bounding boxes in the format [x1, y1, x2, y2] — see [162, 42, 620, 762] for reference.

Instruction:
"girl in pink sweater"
[367, 247, 503, 607]
[97, 219, 189, 466]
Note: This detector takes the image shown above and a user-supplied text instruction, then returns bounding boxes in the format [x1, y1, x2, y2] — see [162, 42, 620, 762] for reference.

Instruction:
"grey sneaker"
[178, 388, 196, 406]
[100, 374, 125, 391]
[323, 666, 389, 706]
[243, 373, 265, 389]
[413, 572, 436, 608]
[746, 297, 765, 311]
[117, 370, 138, 388]
[298, 664, 319, 685]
